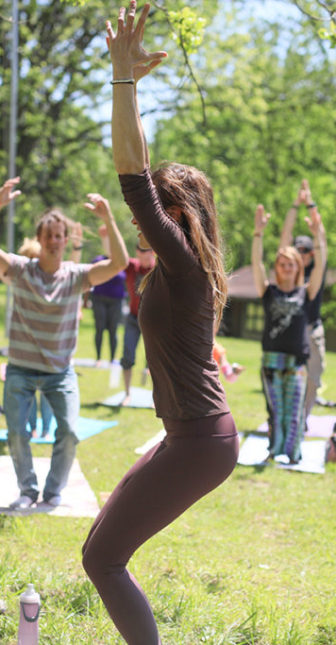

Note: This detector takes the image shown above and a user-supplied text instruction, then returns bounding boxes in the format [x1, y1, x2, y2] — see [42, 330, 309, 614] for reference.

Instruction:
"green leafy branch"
[155, 4, 208, 126]
[292, 1, 336, 47]
[168, 7, 206, 55]
[318, 19, 336, 47]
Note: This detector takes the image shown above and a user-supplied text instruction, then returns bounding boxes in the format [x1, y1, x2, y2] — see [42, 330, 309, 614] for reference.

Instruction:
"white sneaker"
[44, 494, 61, 507]
[9, 495, 35, 510]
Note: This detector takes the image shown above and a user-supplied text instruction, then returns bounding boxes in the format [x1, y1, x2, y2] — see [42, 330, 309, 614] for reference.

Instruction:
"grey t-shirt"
[7, 255, 91, 372]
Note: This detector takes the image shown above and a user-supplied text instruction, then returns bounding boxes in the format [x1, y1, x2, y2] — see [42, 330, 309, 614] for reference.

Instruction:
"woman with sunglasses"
[82, 3, 239, 643]
[252, 202, 325, 464]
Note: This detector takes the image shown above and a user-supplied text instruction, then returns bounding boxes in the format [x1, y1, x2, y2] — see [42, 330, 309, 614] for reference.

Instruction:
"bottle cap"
[20, 584, 40, 604]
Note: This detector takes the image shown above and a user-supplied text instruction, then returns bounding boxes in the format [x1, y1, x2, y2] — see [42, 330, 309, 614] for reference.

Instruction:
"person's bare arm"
[279, 180, 307, 248]
[84, 194, 129, 286]
[0, 177, 21, 278]
[69, 222, 83, 263]
[251, 204, 271, 297]
[0, 177, 21, 211]
[106, 2, 167, 175]
[305, 207, 326, 300]
[303, 180, 328, 264]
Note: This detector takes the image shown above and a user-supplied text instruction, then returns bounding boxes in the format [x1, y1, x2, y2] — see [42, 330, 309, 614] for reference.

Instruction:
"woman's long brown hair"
[140, 162, 227, 329]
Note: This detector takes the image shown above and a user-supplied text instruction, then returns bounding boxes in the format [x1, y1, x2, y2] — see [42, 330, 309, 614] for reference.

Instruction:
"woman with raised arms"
[82, 3, 239, 643]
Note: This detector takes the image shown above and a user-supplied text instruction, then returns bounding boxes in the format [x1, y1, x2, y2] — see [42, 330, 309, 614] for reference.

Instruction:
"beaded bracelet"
[110, 79, 135, 85]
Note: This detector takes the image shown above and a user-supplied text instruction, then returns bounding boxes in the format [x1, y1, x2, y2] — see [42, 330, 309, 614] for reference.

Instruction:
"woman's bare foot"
[122, 394, 131, 407]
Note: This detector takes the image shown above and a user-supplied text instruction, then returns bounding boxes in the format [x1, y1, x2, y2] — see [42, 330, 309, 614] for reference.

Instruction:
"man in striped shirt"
[0, 178, 128, 510]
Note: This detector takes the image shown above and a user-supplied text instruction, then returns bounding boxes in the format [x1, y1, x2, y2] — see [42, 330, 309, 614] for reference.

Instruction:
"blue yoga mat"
[0, 416, 117, 444]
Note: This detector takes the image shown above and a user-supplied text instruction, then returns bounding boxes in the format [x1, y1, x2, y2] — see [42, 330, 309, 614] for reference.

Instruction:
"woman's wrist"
[113, 64, 133, 80]
[313, 233, 322, 246]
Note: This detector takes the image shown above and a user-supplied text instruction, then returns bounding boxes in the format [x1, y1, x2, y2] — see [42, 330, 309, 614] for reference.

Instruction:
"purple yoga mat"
[257, 414, 336, 438]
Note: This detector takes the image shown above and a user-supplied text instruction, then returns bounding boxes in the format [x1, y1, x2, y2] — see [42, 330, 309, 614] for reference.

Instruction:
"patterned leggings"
[261, 352, 307, 462]
[82, 413, 239, 644]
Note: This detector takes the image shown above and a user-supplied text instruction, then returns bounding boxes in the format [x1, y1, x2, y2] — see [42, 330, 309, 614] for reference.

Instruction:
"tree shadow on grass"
[80, 402, 101, 410]
[81, 402, 123, 416]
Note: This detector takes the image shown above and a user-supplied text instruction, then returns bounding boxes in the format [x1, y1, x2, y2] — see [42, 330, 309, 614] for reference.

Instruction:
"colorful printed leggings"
[261, 352, 307, 461]
[82, 413, 239, 645]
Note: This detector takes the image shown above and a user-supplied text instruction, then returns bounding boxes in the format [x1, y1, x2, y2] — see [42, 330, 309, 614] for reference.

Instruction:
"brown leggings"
[82, 413, 239, 645]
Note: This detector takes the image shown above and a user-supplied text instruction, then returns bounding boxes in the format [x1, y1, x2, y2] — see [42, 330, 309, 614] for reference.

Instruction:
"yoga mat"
[72, 358, 111, 369]
[238, 434, 326, 474]
[257, 414, 336, 439]
[305, 414, 336, 438]
[102, 387, 154, 409]
[0, 417, 117, 444]
[135, 429, 166, 454]
[0, 457, 99, 517]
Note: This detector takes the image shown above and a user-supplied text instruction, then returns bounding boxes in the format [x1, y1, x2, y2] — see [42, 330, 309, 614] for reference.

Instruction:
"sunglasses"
[297, 247, 312, 254]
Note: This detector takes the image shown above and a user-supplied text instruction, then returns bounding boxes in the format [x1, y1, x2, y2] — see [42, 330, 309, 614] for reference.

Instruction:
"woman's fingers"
[86, 193, 102, 201]
[117, 6, 126, 33]
[134, 2, 150, 38]
[83, 202, 95, 212]
[125, 0, 137, 32]
[106, 20, 115, 40]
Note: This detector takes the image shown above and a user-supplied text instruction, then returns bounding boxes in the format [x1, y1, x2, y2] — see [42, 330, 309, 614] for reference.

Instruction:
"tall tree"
[150, 6, 336, 269]
[0, 0, 215, 247]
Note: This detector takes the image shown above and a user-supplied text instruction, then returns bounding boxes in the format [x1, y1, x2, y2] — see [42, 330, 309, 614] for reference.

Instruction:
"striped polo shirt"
[6, 254, 91, 373]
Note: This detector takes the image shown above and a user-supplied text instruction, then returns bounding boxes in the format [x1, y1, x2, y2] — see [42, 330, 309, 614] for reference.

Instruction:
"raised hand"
[254, 204, 271, 233]
[297, 180, 307, 204]
[106, 1, 167, 79]
[305, 206, 322, 238]
[133, 59, 163, 84]
[70, 222, 83, 247]
[84, 194, 113, 223]
[301, 178, 313, 206]
[98, 224, 108, 238]
[0, 177, 21, 210]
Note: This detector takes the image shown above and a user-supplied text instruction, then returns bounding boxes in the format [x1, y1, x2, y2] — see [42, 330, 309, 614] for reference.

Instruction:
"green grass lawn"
[0, 286, 335, 644]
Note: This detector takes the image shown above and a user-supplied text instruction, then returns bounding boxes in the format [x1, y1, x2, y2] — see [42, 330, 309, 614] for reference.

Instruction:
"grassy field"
[0, 285, 335, 644]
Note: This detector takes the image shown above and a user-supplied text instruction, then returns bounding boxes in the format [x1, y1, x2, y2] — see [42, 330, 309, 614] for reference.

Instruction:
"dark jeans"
[120, 313, 141, 370]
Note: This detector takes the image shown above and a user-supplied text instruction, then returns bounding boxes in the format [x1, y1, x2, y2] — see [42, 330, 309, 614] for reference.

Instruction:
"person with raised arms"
[0, 181, 128, 509]
[252, 202, 325, 463]
[82, 3, 239, 643]
[280, 179, 328, 417]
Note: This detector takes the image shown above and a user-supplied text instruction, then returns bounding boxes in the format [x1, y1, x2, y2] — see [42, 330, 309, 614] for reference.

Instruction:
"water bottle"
[17, 584, 40, 645]
[109, 359, 121, 388]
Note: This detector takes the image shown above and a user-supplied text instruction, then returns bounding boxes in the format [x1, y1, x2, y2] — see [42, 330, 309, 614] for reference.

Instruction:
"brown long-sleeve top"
[119, 168, 230, 420]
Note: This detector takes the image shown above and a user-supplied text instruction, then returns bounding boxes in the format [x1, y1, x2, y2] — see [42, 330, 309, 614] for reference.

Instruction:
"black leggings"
[91, 294, 122, 361]
[82, 413, 239, 645]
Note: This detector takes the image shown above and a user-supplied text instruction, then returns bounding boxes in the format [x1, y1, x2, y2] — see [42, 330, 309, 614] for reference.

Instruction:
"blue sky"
[99, 0, 334, 144]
